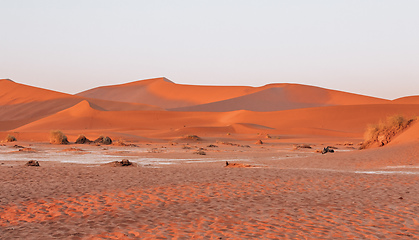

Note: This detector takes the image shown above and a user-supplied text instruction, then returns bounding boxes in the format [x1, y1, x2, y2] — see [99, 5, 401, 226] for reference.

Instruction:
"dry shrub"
[184, 135, 201, 141]
[293, 144, 311, 150]
[94, 136, 112, 145]
[194, 150, 206, 155]
[5, 134, 17, 142]
[360, 115, 415, 149]
[75, 135, 92, 144]
[50, 130, 69, 144]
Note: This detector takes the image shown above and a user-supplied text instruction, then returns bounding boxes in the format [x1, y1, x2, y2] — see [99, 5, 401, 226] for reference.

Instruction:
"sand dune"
[170, 84, 389, 112]
[14, 102, 419, 141]
[2, 78, 419, 239]
[78, 78, 389, 111]
[3, 78, 419, 142]
[0, 79, 162, 131]
[388, 121, 419, 146]
[392, 96, 419, 104]
[77, 77, 263, 109]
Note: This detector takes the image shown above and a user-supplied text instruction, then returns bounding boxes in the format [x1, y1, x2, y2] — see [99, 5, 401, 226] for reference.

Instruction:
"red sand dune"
[0, 79, 162, 131]
[77, 77, 263, 109]
[3, 78, 419, 239]
[4, 77, 419, 144]
[78, 78, 389, 111]
[14, 101, 419, 141]
[392, 96, 419, 104]
[170, 84, 389, 112]
[388, 121, 419, 146]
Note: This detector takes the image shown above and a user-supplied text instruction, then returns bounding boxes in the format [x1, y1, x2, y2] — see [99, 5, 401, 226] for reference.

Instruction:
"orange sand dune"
[77, 78, 389, 111]
[14, 100, 223, 132]
[77, 77, 263, 109]
[0, 79, 162, 131]
[392, 96, 419, 104]
[388, 121, 419, 146]
[14, 101, 419, 141]
[170, 84, 389, 112]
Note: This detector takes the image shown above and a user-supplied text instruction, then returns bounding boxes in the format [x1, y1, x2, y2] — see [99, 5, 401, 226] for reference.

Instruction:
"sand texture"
[1, 78, 419, 239]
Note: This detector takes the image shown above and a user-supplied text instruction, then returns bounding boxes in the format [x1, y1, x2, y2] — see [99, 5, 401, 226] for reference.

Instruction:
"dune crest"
[78, 78, 389, 111]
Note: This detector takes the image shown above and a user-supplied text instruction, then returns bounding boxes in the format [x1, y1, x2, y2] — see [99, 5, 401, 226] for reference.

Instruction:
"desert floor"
[1, 140, 418, 239]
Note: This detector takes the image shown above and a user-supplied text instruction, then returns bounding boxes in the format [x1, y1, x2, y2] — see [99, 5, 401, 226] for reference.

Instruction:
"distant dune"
[170, 84, 389, 112]
[3, 77, 419, 144]
[0, 79, 162, 131]
[77, 77, 263, 109]
[392, 96, 419, 104]
[78, 78, 389, 111]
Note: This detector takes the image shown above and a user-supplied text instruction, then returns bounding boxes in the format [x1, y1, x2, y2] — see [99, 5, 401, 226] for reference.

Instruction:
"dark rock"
[26, 160, 40, 167]
[322, 146, 335, 154]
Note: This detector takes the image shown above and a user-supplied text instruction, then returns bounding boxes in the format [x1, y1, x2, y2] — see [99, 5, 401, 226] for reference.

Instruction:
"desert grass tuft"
[360, 115, 415, 149]
[5, 134, 17, 142]
[50, 130, 69, 144]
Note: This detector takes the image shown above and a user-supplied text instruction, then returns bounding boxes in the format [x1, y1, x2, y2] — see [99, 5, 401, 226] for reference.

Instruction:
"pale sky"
[1, 0, 418, 99]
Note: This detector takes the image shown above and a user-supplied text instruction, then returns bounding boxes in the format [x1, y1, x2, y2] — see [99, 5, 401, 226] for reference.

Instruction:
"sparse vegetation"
[5, 134, 16, 142]
[360, 115, 415, 149]
[94, 136, 112, 145]
[50, 130, 69, 144]
[184, 135, 201, 141]
[75, 134, 92, 144]
[148, 148, 162, 153]
[293, 144, 312, 150]
[194, 149, 206, 155]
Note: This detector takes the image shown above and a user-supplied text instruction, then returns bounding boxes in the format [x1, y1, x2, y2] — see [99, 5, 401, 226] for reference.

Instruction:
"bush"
[75, 134, 92, 144]
[185, 135, 201, 141]
[360, 115, 415, 149]
[94, 136, 112, 145]
[50, 130, 69, 144]
[5, 134, 17, 142]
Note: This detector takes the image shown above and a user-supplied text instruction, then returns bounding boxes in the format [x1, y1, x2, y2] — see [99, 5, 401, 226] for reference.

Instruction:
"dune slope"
[77, 78, 389, 111]
[0, 80, 162, 131]
[14, 102, 419, 140]
[77, 77, 263, 109]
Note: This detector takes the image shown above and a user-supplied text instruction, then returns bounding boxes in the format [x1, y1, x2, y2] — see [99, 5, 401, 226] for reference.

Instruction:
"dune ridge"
[0, 80, 162, 131]
[3, 77, 419, 146]
[77, 78, 389, 111]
